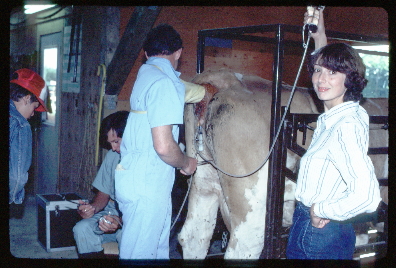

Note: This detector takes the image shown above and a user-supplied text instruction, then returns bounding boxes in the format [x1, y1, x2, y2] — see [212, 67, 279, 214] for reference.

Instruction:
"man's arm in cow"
[181, 79, 219, 107]
[181, 79, 205, 103]
[152, 125, 197, 175]
[304, 8, 327, 50]
[77, 190, 110, 219]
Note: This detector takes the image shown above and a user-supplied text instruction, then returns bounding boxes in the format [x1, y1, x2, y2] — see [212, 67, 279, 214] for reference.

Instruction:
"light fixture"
[360, 252, 376, 259]
[24, 4, 56, 14]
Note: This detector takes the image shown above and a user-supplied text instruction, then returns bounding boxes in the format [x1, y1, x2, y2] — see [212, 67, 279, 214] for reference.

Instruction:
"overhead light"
[24, 5, 56, 14]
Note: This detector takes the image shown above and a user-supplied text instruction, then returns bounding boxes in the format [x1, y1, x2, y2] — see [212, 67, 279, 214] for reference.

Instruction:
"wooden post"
[105, 6, 162, 95]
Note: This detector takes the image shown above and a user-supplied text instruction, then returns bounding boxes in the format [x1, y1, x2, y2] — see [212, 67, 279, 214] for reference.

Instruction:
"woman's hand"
[304, 7, 327, 49]
[310, 203, 330, 228]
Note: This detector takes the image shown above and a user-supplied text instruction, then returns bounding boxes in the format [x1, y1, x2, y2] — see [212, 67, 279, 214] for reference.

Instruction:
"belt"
[131, 110, 147, 114]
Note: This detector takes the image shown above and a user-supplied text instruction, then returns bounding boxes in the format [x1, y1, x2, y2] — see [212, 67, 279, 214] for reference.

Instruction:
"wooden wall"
[9, 6, 389, 199]
[58, 7, 116, 198]
[116, 6, 388, 109]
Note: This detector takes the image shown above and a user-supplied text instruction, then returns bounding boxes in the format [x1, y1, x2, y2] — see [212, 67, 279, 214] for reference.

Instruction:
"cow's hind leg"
[178, 165, 221, 259]
[223, 164, 269, 259]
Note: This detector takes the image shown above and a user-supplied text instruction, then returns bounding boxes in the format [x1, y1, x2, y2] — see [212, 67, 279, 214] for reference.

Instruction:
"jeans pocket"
[304, 221, 351, 259]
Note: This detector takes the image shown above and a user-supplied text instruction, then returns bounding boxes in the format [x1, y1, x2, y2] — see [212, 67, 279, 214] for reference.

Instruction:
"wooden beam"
[59, 6, 107, 197]
[105, 6, 162, 95]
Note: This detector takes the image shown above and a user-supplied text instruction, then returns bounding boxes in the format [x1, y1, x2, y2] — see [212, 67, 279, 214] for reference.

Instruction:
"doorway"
[37, 32, 62, 194]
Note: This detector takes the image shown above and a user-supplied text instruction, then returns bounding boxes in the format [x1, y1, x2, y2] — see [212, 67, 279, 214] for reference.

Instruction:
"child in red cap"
[9, 69, 47, 205]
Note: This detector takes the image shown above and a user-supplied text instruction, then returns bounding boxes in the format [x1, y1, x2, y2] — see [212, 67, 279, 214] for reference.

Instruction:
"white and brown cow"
[178, 69, 388, 259]
[361, 98, 388, 205]
[355, 98, 388, 246]
[178, 69, 318, 259]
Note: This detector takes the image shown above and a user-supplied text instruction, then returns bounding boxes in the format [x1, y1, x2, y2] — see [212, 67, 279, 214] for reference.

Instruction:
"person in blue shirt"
[73, 77, 207, 259]
[115, 24, 198, 260]
[73, 111, 128, 259]
[9, 69, 47, 205]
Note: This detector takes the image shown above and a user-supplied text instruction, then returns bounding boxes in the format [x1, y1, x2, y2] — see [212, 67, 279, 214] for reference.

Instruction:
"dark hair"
[143, 24, 183, 57]
[10, 83, 39, 103]
[99, 111, 129, 150]
[308, 43, 368, 102]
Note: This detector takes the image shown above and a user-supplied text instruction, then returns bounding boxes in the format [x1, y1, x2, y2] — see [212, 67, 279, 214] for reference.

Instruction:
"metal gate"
[196, 23, 388, 259]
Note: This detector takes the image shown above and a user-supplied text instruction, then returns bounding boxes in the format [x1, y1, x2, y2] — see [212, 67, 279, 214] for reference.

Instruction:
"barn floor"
[8, 174, 225, 264]
[8, 175, 388, 266]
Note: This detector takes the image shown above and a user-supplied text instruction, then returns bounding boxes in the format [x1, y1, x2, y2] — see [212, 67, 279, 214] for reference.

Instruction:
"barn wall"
[58, 7, 119, 199]
[9, 6, 388, 199]
[10, 6, 121, 199]
[116, 6, 388, 109]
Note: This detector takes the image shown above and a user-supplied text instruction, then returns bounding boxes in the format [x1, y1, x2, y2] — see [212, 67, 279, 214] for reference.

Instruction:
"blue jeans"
[286, 202, 356, 259]
[73, 202, 122, 254]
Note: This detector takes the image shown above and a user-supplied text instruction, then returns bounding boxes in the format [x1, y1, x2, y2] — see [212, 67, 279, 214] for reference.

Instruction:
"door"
[37, 32, 62, 194]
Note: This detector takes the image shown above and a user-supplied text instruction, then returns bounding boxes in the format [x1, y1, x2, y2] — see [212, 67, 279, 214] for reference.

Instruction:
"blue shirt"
[92, 149, 120, 201]
[295, 101, 381, 221]
[118, 57, 185, 198]
[120, 57, 184, 164]
[9, 100, 32, 204]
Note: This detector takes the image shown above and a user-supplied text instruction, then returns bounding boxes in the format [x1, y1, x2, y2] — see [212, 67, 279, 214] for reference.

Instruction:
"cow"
[177, 69, 318, 259]
[361, 98, 388, 204]
[177, 69, 388, 259]
[354, 98, 388, 247]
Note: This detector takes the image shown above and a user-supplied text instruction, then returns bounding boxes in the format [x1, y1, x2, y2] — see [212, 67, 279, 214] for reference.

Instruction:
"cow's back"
[200, 70, 318, 176]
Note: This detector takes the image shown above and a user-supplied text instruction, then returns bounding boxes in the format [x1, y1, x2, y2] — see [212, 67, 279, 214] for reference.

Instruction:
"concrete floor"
[10, 194, 79, 259]
[8, 177, 225, 262]
[8, 179, 388, 266]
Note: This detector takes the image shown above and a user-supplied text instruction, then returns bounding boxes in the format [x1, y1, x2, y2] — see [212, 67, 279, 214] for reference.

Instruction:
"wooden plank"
[105, 6, 162, 95]
[59, 7, 107, 198]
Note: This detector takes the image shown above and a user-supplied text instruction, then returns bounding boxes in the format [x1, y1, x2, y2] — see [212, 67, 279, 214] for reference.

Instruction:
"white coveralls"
[115, 57, 185, 259]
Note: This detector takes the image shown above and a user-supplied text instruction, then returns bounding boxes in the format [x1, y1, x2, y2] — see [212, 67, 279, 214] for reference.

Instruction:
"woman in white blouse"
[286, 9, 381, 259]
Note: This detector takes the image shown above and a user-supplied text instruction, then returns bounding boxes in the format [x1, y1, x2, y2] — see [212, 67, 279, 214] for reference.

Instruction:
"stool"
[102, 242, 119, 258]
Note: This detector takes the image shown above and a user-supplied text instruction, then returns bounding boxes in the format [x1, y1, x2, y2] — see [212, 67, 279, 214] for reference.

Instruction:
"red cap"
[10, 69, 48, 112]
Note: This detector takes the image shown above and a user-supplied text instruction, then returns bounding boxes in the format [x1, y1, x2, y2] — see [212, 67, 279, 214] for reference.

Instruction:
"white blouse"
[295, 101, 381, 221]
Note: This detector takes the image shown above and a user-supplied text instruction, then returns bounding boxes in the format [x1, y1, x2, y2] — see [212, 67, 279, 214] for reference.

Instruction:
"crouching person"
[73, 111, 129, 259]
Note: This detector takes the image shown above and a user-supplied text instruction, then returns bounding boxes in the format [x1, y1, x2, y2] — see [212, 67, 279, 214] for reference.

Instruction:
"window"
[41, 32, 62, 126]
[353, 45, 389, 98]
[42, 47, 58, 125]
